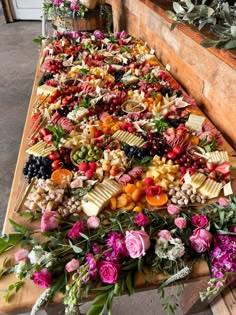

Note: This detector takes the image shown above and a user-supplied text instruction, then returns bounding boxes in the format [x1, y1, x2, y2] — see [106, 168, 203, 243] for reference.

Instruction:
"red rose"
[99, 261, 120, 284]
[32, 268, 52, 288]
[191, 214, 208, 228]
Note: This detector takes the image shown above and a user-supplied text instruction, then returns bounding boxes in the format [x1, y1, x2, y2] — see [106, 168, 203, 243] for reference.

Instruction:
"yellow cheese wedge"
[198, 179, 223, 199]
[26, 140, 55, 157]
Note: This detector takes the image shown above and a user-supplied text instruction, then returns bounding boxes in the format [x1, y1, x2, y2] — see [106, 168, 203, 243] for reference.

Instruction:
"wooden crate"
[52, 9, 106, 32]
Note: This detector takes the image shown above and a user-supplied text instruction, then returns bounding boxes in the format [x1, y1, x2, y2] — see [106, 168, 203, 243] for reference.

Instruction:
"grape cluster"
[174, 153, 206, 170]
[23, 155, 52, 183]
[123, 145, 150, 159]
[143, 132, 170, 156]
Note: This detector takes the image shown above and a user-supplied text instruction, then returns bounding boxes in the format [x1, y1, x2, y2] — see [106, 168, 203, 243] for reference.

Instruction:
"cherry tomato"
[48, 151, 60, 161]
[172, 145, 183, 155]
[51, 159, 63, 170]
[167, 151, 177, 160]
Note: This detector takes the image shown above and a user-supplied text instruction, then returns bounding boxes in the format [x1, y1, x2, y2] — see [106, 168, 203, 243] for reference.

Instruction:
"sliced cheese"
[112, 130, 145, 147]
[206, 151, 229, 164]
[26, 140, 56, 157]
[37, 84, 57, 96]
[185, 114, 205, 131]
[198, 179, 223, 199]
[190, 173, 206, 188]
[81, 179, 122, 216]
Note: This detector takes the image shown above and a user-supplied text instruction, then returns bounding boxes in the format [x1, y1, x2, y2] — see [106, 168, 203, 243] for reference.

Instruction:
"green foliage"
[4, 281, 24, 302]
[166, 0, 236, 50]
[0, 234, 24, 254]
[47, 125, 69, 148]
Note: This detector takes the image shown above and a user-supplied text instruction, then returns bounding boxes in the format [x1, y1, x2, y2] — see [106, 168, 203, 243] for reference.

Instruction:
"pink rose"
[41, 211, 60, 232]
[68, 221, 85, 239]
[125, 230, 150, 259]
[32, 268, 52, 288]
[99, 261, 120, 284]
[167, 204, 180, 215]
[190, 228, 212, 253]
[134, 213, 149, 227]
[218, 197, 230, 206]
[66, 259, 80, 272]
[191, 214, 208, 228]
[157, 230, 172, 241]
[87, 216, 100, 229]
[174, 217, 187, 229]
[14, 249, 29, 263]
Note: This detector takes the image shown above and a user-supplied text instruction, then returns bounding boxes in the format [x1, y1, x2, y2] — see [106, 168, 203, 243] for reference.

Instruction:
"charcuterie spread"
[1, 31, 236, 315]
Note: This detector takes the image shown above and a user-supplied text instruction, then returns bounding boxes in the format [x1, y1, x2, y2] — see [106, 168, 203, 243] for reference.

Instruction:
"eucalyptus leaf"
[231, 26, 236, 38]
[185, 0, 195, 13]
[165, 10, 178, 21]
[173, 2, 186, 15]
[0, 234, 24, 254]
[201, 39, 218, 47]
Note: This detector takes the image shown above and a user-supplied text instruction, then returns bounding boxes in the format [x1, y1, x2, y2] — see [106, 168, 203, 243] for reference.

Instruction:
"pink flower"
[53, 0, 63, 6]
[106, 232, 128, 260]
[174, 217, 187, 229]
[157, 230, 172, 241]
[134, 213, 149, 227]
[87, 216, 100, 229]
[41, 211, 60, 232]
[99, 261, 120, 284]
[125, 230, 150, 259]
[190, 228, 212, 253]
[167, 204, 180, 215]
[68, 221, 85, 239]
[66, 259, 80, 272]
[32, 268, 52, 288]
[218, 197, 230, 206]
[14, 249, 29, 263]
[191, 214, 208, 228]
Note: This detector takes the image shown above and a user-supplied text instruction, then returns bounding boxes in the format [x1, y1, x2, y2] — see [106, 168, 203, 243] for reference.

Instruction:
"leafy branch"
[166, 0, 236, 50]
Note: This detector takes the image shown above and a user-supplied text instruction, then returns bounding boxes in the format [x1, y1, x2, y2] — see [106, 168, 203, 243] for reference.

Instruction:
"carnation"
[106, 232, 128, 260]
[32, 268, 52, 288]
[134, 213, 149, 227]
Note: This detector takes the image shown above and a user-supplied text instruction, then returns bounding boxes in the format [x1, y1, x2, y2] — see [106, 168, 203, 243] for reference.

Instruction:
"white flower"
[155, 237, 185, 260]
[28, 246, 53, 266]
[167, 238, 185, 260]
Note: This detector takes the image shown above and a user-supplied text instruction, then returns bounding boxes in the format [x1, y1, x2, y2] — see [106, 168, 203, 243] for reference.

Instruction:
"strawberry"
[206, 162, 215, 171]
[43, 134, 53, 144]
[208, 171, 216, 180]
[215, 162, 230, 175]
[145, 185, 162, 197]
[144, 177, 155, 187]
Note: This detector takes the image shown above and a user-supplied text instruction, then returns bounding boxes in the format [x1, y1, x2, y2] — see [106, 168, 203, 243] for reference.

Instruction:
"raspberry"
[79, 162, 89, 172]
[85, 169, 94, 179]
[88, 162, 97, 172]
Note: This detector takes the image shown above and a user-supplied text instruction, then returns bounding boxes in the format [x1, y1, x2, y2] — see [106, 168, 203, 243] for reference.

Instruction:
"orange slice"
[51, 169, 73, 184]
[146, 193, 168, 207]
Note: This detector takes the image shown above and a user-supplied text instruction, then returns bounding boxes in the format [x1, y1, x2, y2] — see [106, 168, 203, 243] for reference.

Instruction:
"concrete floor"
[0, 16, 213, 315]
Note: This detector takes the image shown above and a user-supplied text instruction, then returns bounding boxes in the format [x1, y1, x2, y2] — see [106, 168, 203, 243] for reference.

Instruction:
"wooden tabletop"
[0, 48, 235, 314]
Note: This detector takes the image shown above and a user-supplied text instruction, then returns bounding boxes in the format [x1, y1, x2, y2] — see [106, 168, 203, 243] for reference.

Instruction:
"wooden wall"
[106, 0, 236, 150]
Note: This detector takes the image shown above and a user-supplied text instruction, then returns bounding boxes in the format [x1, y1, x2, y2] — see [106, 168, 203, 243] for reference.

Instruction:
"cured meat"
[57, 117, 74, 133]
[50, 112, 61, 124]
[118, 174, 132, 186]
[128, 166, 145, 179]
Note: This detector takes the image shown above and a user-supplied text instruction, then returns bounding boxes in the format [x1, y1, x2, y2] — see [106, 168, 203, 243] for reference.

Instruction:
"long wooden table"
[0, 48, 235, 315]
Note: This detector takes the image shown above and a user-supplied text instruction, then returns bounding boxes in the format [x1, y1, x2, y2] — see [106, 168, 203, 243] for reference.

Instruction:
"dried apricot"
[110, 197, 117, 211]
[131, 188, 143, 202]
[124, 183, 137, 195]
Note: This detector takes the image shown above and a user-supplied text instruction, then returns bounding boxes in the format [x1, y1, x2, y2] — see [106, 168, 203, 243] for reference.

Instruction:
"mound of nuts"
[57, 196, 82, 217]
[168, 183, 207, 206]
